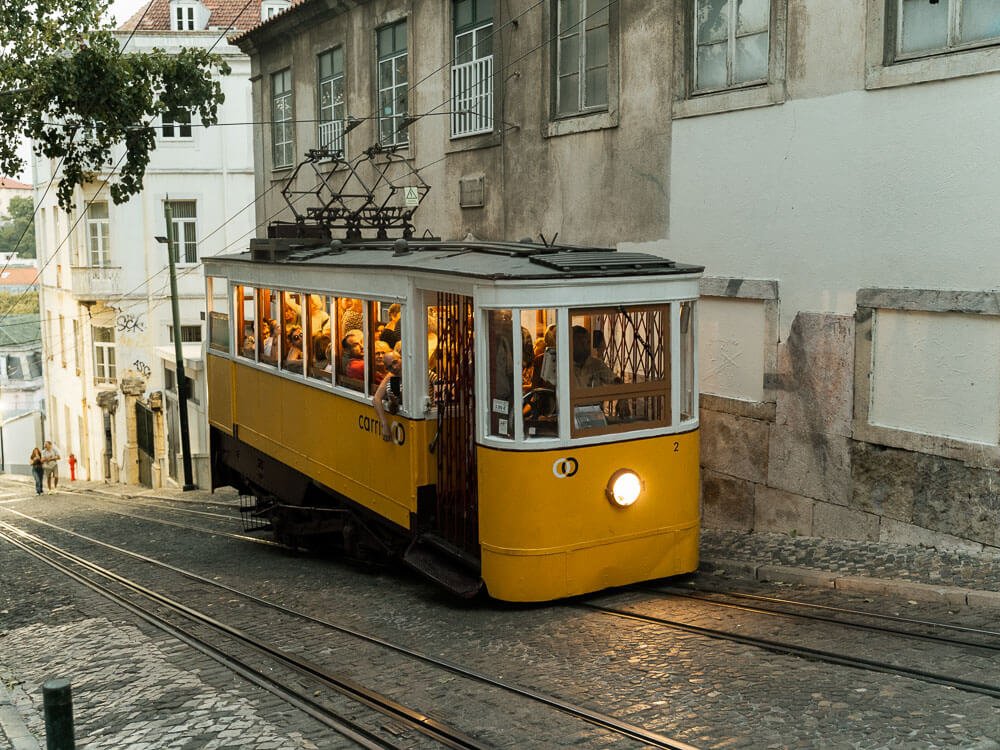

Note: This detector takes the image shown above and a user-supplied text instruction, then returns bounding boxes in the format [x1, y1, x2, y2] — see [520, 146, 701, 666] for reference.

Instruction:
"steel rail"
[0, 527, 397, 750]
[0, 521, 486, 750]
[581, 603, 1000, 700]
[647, 586, 1000, 651]
[655, 584, 1000, 639]
[2, 506, 701, 750]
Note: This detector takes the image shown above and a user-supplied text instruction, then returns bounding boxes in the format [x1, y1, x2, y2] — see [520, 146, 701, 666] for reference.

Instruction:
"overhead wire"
[0, 0, 264, 369]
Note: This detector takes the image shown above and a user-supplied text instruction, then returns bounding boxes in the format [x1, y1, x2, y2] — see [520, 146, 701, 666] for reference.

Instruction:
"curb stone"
[701, 557, 1000, 612]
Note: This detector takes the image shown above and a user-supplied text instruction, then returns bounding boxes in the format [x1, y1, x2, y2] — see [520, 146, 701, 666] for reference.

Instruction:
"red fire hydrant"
[68, 453, 77, 481]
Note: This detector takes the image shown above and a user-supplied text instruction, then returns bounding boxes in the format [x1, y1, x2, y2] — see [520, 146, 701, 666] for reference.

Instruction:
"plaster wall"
[668, 80, 1000, 339]
[242, 0, 672, 246]
[668, 5, 1000, 554]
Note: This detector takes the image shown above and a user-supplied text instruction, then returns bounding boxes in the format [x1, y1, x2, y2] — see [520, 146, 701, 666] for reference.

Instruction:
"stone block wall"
[700, 310, 1000, 556]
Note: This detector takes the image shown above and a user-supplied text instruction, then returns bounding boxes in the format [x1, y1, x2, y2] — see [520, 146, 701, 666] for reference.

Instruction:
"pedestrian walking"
[29, 447, 44, 495]
[41, 440, 60, 492]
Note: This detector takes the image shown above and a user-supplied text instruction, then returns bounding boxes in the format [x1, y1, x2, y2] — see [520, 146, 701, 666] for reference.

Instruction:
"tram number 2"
[674, 442, 679, 452]
[552, 457, 578, 478]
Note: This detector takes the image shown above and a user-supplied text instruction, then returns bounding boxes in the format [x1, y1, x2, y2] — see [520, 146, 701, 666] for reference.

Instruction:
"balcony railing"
[318, 119, 346, 155]
[451, 56, 493, 139]
[70, 265, 122, 301]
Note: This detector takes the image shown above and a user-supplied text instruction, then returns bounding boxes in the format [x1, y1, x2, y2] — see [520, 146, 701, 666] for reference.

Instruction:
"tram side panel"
[209, 355, 434, 532]
[476, 431, 700, 602]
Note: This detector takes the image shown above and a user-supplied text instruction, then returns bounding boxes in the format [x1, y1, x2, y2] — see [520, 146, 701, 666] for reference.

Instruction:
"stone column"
[119, 371, 146, 486]
[149, 390, 166, 489]
[95, 390, 119, 483]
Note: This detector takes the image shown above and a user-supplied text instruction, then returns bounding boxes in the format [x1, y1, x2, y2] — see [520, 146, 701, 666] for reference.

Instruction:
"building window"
[377, 20, 409, 147]
[555, 0, 610, 117]
[893, 0, 1000, 58]
[317, 48, 346, 152]
[452, 0, 494, 138]
[174, 3, 196, 30]
[87, 201, 110, 267]
[59, 315, 66, 368]
[261, 0, 289, 20]
[692, 0, 769, 94]
[6, 356, 22, 380]
[161, 110, 192, 139]
[93, 326, 116, 383]
[271, 68, 294, 169]
[166, 200, 197, 264]
[27, 351, 42, 378]
[168, 324, 203, 343]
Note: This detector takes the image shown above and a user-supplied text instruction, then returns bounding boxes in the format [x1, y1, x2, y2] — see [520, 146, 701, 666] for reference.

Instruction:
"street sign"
[403, 187, 419, 206]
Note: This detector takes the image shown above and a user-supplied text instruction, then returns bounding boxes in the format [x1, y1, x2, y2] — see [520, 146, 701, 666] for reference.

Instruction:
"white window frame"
[93, 327, 116, 384]
[317, 47, 346, 153]
[173, 3, 196, 30]
[86, 201, 110, 267]
[261, 0, 289, 21]
[271, 68, 294, 169]
[166, 200, 198, 265]
[377, 20, 409, 148]
[161, 110, 192, 140]
[451, 2, 494, 139]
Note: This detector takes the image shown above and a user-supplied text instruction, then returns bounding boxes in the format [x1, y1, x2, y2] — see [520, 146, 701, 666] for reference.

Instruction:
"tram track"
[648, 584, 1000, 650]
[581, 594, 1000, 701]
[0, 521, 483, 750]
[0, 508, 700, 750]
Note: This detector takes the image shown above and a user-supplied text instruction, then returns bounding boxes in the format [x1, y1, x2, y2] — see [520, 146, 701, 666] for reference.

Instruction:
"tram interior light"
[607, 469, 642, 508]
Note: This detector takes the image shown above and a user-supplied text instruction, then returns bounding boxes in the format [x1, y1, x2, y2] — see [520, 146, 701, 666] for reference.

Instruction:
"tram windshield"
[486, 302, 690, 441]
[569, 305, 669, 437]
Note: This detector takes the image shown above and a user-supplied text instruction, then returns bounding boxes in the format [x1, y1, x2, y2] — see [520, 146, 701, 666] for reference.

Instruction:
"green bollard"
[42, 678, 75, 750]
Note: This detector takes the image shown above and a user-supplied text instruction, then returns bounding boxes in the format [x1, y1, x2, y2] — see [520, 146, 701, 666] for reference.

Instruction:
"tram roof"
[214, 237, 704, 281]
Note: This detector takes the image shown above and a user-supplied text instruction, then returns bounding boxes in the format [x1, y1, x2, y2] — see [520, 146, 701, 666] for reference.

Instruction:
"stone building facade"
[33, 0, 286, 486]
[234, 0, 999, 555]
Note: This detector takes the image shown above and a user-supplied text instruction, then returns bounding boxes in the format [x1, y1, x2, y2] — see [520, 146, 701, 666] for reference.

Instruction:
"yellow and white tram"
[204, 237, 702, 602]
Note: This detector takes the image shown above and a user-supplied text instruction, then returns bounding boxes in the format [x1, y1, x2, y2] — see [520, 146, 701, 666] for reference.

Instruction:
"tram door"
[431, 292, 479, 556]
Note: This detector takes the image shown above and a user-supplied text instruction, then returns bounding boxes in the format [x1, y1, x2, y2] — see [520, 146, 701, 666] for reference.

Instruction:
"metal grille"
[433, 293, 479, 556]
[135, 401, 154, 488]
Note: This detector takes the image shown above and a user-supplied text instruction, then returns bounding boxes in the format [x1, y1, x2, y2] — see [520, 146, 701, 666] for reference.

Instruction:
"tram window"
[426, 303, 440, 402]
[258, 288, 280, 366]
[307, 294, 333, 383]
[280, 292, 304, 375]
[370, 301, 401, 392]
[486, 310, 514, 439]
[569, 305, 670, 437]
[336, 296, 365, 392]
[235, 285, 256, 360]
[679, 300, 696, 422]
[521, 308, 558, 439]
[207, 277, 230, 353]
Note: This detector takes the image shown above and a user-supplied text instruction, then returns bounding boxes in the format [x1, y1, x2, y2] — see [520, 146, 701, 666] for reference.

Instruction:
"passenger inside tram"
[341, 329, 365, 380]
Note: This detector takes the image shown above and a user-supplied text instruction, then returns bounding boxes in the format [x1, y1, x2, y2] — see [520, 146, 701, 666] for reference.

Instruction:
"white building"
[34, 0, 289, 486]
[658, 1, 1000, 553]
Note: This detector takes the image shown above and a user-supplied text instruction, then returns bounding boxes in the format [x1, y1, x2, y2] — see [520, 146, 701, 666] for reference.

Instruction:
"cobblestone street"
[1, 478, 998, 749]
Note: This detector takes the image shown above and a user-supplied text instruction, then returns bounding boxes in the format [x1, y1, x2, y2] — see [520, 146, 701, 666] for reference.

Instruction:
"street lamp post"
[156, 199, 196, 491]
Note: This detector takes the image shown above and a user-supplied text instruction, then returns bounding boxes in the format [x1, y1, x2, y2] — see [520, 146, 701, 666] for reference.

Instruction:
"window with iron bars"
[317, 47, 346, 153]
[452, 0, 494, 138]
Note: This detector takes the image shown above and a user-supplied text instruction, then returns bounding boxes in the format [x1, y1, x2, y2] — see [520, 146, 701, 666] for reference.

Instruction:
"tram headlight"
[606, 469, 642, 508]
